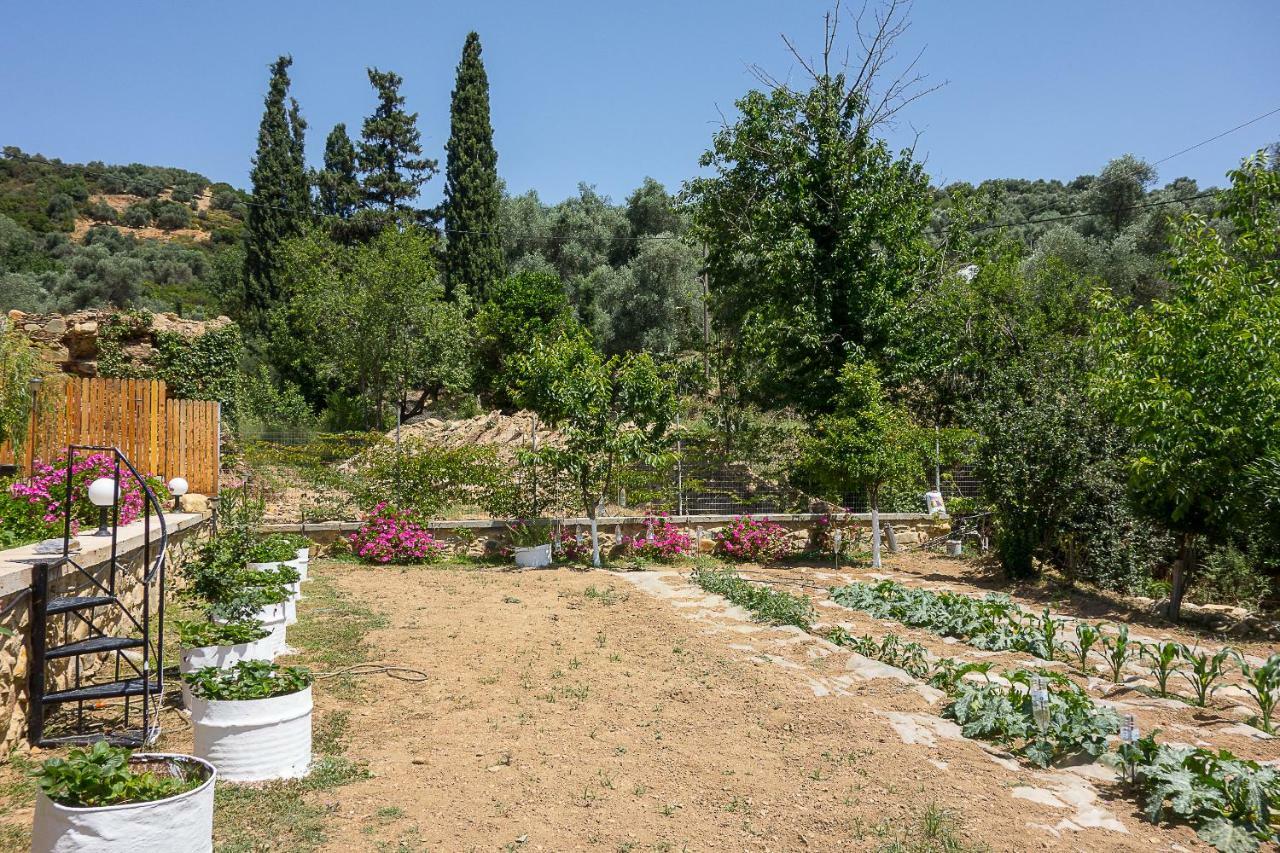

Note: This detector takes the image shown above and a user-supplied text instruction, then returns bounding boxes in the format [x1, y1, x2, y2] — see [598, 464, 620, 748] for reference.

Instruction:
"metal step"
[46, 595, 116, 615]
[45, 636, 145, 660]
[42, 677, 161, 705]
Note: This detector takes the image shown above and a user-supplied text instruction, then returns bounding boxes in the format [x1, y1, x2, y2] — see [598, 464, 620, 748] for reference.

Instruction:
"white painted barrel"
[190, 687, 312, 782]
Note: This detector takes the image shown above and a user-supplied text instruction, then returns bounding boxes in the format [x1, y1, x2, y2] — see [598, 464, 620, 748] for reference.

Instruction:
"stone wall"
[0, 516, 208, 752]
[5, 308, 232, 378]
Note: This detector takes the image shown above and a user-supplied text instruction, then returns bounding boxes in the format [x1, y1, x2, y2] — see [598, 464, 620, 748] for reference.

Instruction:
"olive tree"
[515, 332, 677, 565]
[1092, 152, 1280, 619]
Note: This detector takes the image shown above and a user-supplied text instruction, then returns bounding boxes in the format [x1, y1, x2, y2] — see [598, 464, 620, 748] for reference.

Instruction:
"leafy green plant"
[1027, 608, 1063, 661]
[1100, 625, 1131, 683]
[182, 660, 313, 701]
[1179, 646, 1233, 707]
[1233, 653, 1280, 735]
[175, 619, 270, 649]
[32, 741, 205, 807]
[506, 520, 551, 548]
[247, 535, 297, 564]
[691, 566, 813, 629]
[1070, 622, 1102, 673]
[1111, 735, 1279, 851]
[1141, 641, 1184, 698]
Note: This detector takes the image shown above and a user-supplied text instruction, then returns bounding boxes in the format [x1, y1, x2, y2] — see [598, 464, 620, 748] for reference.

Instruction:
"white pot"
[179, 639, 277, 708]
[31, 753, 215, 853]
[514, 543, 552, 569]
[215, 603, 288, 658]
[283, 596, 298, 626]
[190, 687, 312, 783]
[292, 551, 309, 582]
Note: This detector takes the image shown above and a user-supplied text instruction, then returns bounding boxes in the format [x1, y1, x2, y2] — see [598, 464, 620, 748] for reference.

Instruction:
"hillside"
[0, 147, 249, 317]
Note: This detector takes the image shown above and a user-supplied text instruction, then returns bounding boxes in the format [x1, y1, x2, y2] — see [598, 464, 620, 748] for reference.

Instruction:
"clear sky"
[2, 1, 1277, 206]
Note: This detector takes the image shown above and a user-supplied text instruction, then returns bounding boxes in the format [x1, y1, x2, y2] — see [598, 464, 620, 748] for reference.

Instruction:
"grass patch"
[289, 572, 389, 669]
[690, 566, 814, 629]
[877, 803, 989, 852]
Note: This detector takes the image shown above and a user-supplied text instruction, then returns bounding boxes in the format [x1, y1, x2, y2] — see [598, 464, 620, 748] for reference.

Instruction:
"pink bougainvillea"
[713, 515, 792, 563]
[348, 504, 449, 564]
[551, 529, 593, 564]
[6, 452, 168, 537]
[621, 514, 695, 560]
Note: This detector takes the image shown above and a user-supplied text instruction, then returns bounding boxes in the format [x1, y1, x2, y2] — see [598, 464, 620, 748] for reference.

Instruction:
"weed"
[876, 803, 989, 852]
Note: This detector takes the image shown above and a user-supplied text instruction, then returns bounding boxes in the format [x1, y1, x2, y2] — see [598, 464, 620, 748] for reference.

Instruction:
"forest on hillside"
[1, 4, 1277, 617]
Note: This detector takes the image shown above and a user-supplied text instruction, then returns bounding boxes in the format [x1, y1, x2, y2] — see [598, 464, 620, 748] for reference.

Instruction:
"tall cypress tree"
[315, 122, 360, 219]
[357, 68, 435, 231]
[443, 32, 503, 304]
[243, 55, 309, 330]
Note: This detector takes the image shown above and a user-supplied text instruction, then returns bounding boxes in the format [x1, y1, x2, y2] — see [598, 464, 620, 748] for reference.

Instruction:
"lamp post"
[87, 477, 119, 537]
[168, 477, 189, 512]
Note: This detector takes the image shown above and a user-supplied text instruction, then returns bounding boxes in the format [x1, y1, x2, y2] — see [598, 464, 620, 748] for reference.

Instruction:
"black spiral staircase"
[28, 445, 168, 747]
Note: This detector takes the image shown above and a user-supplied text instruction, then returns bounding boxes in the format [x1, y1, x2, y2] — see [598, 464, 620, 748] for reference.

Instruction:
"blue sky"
[2, 1, 1277, 206]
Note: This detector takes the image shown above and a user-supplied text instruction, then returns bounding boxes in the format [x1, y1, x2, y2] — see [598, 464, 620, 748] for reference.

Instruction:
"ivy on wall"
[97, 310, 243, 413]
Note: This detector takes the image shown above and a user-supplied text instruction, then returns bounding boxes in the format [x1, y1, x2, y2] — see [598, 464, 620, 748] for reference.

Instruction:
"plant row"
[694, 569, 1277, 851]
[830, 580, 1280, 732]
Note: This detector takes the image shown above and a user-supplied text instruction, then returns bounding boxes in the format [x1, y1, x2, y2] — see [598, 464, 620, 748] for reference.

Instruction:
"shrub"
[621, 514, 694, 560]
[183, 660, 312, 701]
[153, 200, 192, 230]
[353, 442, 522, 519]
[33, 741, 204, 807]
[348, 504, 449, 564]
[552, 529, 593, 564]
[506, 519, 550, 548]
[85, 200, 118, 223]
[713, 515, 792, 562]
[122, 203, 152, 227]
[7, 452, 168, 539]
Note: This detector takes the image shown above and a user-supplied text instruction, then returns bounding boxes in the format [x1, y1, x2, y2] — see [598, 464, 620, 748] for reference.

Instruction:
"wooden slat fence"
[0, 376, 220, 495]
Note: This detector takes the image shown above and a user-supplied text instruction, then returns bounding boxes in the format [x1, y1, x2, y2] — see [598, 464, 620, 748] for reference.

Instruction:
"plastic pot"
[513, 543, 552, 569]
[31, 753, 215, 853]
[179, 638, 277, 708]
[190, 687, 312, 783]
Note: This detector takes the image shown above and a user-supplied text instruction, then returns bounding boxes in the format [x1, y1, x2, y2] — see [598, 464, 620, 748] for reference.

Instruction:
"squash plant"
[32, 742, 203, 807]
[183, 660, 313, 701]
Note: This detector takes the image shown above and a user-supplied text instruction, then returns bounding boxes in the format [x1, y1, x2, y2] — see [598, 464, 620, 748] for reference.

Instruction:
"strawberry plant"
[1100, 625, 1131, 682]
[182, 660, 313, 701]
[1141, 641, 1184, 698]
[1180, 646, 1233, 707]
[1112, 735, 1279, 852]
[1070, 622, 1102, 673]
[32, 741, 204, 807]
[1234, 653, 1280, 734]
[174, 619, 269, 649]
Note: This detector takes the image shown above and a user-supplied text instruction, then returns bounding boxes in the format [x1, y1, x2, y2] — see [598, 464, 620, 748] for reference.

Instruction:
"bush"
[85, 200, 118, 223]
[1192, 543, 1275, 610]
[621, 514, 695, 560]
[348, 504, 449, 564]
[121, 204, 152, 227]
[152, 200, 192, 231]
[713, 515, 792, 562]
[7, 452, 168, 539]
[353, 441, 523, 519]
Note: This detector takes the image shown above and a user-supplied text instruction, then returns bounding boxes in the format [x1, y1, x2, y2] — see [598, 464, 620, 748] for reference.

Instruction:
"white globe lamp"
[87, 477, 119, 536]
[168, 477, 189, 512]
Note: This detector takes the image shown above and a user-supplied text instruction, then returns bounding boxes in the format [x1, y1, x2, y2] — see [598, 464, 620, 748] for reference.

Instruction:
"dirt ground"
[5, 552, 1275, 851]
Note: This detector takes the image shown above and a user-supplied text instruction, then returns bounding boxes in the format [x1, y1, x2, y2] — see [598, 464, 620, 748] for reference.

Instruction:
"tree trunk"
[869, 487, 881, 569]
[588, 502, 601, 568]
[1167, 533, 1196, 621]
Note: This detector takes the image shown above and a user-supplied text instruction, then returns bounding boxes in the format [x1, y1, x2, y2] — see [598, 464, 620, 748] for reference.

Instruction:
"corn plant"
[1070, 622, 1102, 673]
[1178, 646, 1232, 708]
[1140, 641, 1183, 698]
[1100, 625, 1131, 683]
[1023, 608, 1063, 661]
[1234, 652, 1280, 734]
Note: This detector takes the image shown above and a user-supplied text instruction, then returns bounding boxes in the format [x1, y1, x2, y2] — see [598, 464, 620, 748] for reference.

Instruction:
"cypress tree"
[443, 32, 503, 304]
[315, 122, 360, 219]
[243, 55, 309, 331]
[357, 68, 435, 231]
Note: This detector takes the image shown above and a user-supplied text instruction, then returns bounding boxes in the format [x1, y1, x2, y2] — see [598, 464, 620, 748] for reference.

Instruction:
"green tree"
[243, 56, 310, 332]
[801, 359, 924, 568]
[443, 32, 504, 304]
[0, 320, 43, 450]
[1092, 152, 1280, 619]
[314, 123, 361, 221]
[516, 332, 678, 565]
[475, 269, 577, 405]
[1085, 155, 1157, 235]
[598, 236, 703, 355]
[357, 68, 435, 231]
[687, 6, 934, 413]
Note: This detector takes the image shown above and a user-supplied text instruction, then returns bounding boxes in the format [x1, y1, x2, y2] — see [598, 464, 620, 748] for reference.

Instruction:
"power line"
[964, 188, 1218, 235]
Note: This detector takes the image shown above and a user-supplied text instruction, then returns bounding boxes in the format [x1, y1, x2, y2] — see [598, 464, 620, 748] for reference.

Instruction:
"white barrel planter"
[190, 687, 312, 782]
[179, 639, 277, 708]
[215, 603, 288, 658]
[247, 560, 302, 622]
[514, 543, 552, 569]
[291, 552, 309, 582]
[31, 753, 215, 853]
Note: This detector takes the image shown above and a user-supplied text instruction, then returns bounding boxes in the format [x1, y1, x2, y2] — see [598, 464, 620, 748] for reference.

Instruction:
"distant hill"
[0, 147, 250, 318]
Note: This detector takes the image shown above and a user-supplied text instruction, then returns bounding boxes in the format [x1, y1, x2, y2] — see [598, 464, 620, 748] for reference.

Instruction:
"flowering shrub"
[713, 515, 793, 563]
[621, 514, 695, 560]
[5, 453, 168, 543]
[552, 529, 592, 564]
[348, 504, 449, 564]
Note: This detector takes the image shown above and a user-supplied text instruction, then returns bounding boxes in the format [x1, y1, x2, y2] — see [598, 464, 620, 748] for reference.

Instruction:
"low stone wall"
[0, 513, 208, 752]
[263, 513, 953, 559]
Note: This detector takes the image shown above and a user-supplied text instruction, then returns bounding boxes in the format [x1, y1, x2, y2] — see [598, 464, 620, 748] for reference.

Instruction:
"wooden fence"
[1, 377, 220, 495]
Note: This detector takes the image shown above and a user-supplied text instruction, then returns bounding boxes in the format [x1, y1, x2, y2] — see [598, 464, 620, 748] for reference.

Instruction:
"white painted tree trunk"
[870, 499, 882, 569]
[590, 515, 600, 567]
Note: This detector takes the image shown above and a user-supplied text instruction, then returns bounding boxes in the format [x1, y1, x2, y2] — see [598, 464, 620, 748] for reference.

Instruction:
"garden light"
[87, 476, 119, 536]
[168, 476, 189, 512]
